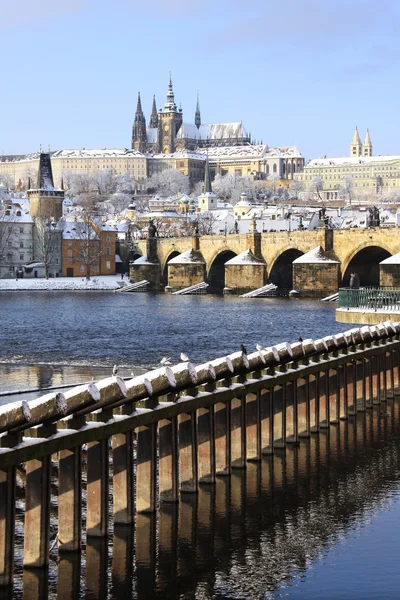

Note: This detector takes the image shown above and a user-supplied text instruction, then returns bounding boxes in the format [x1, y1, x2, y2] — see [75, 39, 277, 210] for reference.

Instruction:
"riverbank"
[0, 274, 123, 291]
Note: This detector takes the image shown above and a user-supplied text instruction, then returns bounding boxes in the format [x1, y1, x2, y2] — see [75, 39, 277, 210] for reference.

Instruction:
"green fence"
[338, 287, 400, 311]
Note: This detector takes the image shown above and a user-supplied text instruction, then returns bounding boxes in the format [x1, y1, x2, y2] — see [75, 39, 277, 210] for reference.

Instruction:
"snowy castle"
[131, 75, 251, 155]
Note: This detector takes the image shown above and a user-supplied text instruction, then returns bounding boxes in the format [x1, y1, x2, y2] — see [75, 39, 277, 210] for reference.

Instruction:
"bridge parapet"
[1, 321, 400, 584]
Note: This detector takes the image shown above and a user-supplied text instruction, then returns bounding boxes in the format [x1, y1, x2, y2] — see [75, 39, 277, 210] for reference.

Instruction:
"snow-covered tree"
[74, 194, 103, 280]
[305, 176, 323, 201]
[338, 176, 354, 203]
[212, 173, 254, 204]
[147, 170, 189, 197]
[289, 180, 303, 200]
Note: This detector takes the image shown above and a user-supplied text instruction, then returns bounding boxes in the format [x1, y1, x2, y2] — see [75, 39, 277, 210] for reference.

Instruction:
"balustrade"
[0, 320, 400, 588]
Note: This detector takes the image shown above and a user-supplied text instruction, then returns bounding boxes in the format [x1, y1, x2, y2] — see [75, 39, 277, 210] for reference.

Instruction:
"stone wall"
[225, 264, 266, 294]
[293, 263, 339, 297]
[167, 263, 206, 291]
[380, 264, 400, 287]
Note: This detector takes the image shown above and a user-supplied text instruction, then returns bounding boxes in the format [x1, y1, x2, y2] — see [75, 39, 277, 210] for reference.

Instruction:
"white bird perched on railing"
[256, 344, 263, 352]
[180, 352, 189, 362]
[112, 364, 119, 376]
[160, 356, 172, 366]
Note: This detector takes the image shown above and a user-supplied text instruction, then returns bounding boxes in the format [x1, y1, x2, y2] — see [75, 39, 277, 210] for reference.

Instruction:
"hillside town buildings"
[295, 128, 400, 200]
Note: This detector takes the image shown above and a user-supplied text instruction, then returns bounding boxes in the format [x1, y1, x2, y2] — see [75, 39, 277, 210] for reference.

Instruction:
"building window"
[106, 261, 111, 270]
[20, 242, 23, 248]
[9, 266, 14, 273]
[106, 247, 110, 255]
[20, 254, 24, 260]
[68, 250, 72, 258]
[80, 266, 85, 273]
[106, 235, 110, 242]
[273, 164, 277, 173]
[19, 227, 24, 234]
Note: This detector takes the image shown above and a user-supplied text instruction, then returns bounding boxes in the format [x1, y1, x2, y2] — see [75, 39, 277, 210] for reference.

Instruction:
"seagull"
[256, 344, 263, 352]
[160, 356, 172, 366]
[298, 336, 303, 343]
[180, 352, 189, 362]
[240, 344, 247, 355]
[130, 369, 135, 378]
[112, 364, 119, 376]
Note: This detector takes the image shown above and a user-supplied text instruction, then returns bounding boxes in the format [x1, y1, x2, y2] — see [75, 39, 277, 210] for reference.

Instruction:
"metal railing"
[338, 287, 400, 312]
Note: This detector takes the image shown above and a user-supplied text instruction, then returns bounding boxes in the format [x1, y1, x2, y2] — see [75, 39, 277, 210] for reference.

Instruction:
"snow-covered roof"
[225, 249, 265, 265]
[176, 122, 248, 141]
[168, 249, 205, 264]
[293, 246, 340, 264]
[380, 253, 399, 264]
[306, 155, 400, 168]
[133, 254, 157, 265]
[150, 151, 205, 160]
[195, 144, 303, 161]
[52, 148, 146, 159]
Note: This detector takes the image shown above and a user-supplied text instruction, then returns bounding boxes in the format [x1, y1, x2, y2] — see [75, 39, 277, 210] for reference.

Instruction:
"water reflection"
[5, 405, 400, 600]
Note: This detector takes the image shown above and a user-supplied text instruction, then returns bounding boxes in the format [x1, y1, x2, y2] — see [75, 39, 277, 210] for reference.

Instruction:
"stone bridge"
[131, 227, 400, 296]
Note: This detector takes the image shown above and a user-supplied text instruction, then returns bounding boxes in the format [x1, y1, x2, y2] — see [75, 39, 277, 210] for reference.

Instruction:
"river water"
[1, 292, 400, 599]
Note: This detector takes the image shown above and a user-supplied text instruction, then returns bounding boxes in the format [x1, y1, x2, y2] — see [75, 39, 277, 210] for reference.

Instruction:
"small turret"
[363, 128, 373, 157]
[164, 73, 177, 112]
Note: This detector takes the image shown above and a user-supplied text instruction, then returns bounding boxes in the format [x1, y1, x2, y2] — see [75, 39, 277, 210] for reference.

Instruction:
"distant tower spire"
[132, 91, 147, 152]
[164, 73, 177, 111]
[204, 153, 212, 194]
[363, 128, 373, 157]
[350, 126, 362, 157]
[149, 95, 158, 128]
[195, 92, 201, 129]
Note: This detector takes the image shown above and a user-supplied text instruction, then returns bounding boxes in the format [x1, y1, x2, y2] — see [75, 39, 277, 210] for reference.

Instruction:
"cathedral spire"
[195, 92, 201, 129]
[149, 94, 158, 128]
[132, 91, 147, 152]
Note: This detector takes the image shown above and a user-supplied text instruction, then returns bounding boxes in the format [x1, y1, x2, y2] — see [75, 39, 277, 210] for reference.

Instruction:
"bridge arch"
[161, 250, 181, 285]
[341, 243, 392, 286]
[207, 249, 237, 292]
[268, 247, 304, 289]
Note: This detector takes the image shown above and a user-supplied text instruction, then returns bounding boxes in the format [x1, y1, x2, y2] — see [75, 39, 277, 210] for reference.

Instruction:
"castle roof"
[52, 148, 146, 158]
[176, 122, 248, 141]
[306, 155, 400, 167]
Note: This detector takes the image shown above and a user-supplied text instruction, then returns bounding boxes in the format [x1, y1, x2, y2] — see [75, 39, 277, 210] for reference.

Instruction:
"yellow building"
[0, 148, 148, 190]
[147, 152, 205, 185]
[295, 128, 400, 200]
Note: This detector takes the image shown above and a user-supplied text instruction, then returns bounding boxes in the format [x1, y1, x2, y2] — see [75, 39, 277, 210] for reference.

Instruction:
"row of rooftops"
[0, 144, 304, 164]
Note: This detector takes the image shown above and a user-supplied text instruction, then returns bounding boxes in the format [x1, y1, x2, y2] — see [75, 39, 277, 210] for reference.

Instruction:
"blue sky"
[2, 0, 400, 159]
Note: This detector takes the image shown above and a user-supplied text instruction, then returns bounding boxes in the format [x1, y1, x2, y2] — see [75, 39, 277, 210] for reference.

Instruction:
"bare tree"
[197, 211, 220, 235]
[33, 218, 61, 279]
[74, 194, 103, 280]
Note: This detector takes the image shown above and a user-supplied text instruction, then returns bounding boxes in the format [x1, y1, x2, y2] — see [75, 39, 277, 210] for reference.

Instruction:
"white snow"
[225, 249, 265, 265]
[133, 254, 158, 265]
[293, 246, 340, 264]
[0, 275, 123, 291]
[168, 249, 205, 264]
[380, 252, 400, 264]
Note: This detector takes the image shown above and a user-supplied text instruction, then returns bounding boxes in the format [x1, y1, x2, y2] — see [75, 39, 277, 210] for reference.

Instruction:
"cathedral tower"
[132, 92, 147, 153]
[195, 92, 201, 129]
[350, 127, 362, 157]
[157, 75, 183, 154]
[149, 95, 158, 129]
[363, 129, 372, 157]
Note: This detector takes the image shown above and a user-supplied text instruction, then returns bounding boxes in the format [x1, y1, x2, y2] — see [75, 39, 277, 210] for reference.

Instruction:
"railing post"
[136, 424, 157, 512]
[112, 430, 135, 523]
[178, 411, 198, 492]
[196, 406, 216, 483]
[230, 393, 246, 467]
[0, 468, 16, 586]
[245, 389, 261, 460]
[23, 457, 51, 567]
[159, 417, 179, 502]
[86, 438, 109, 536]
[260, 388, 274, 454]
[58, 446, 82, 551]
